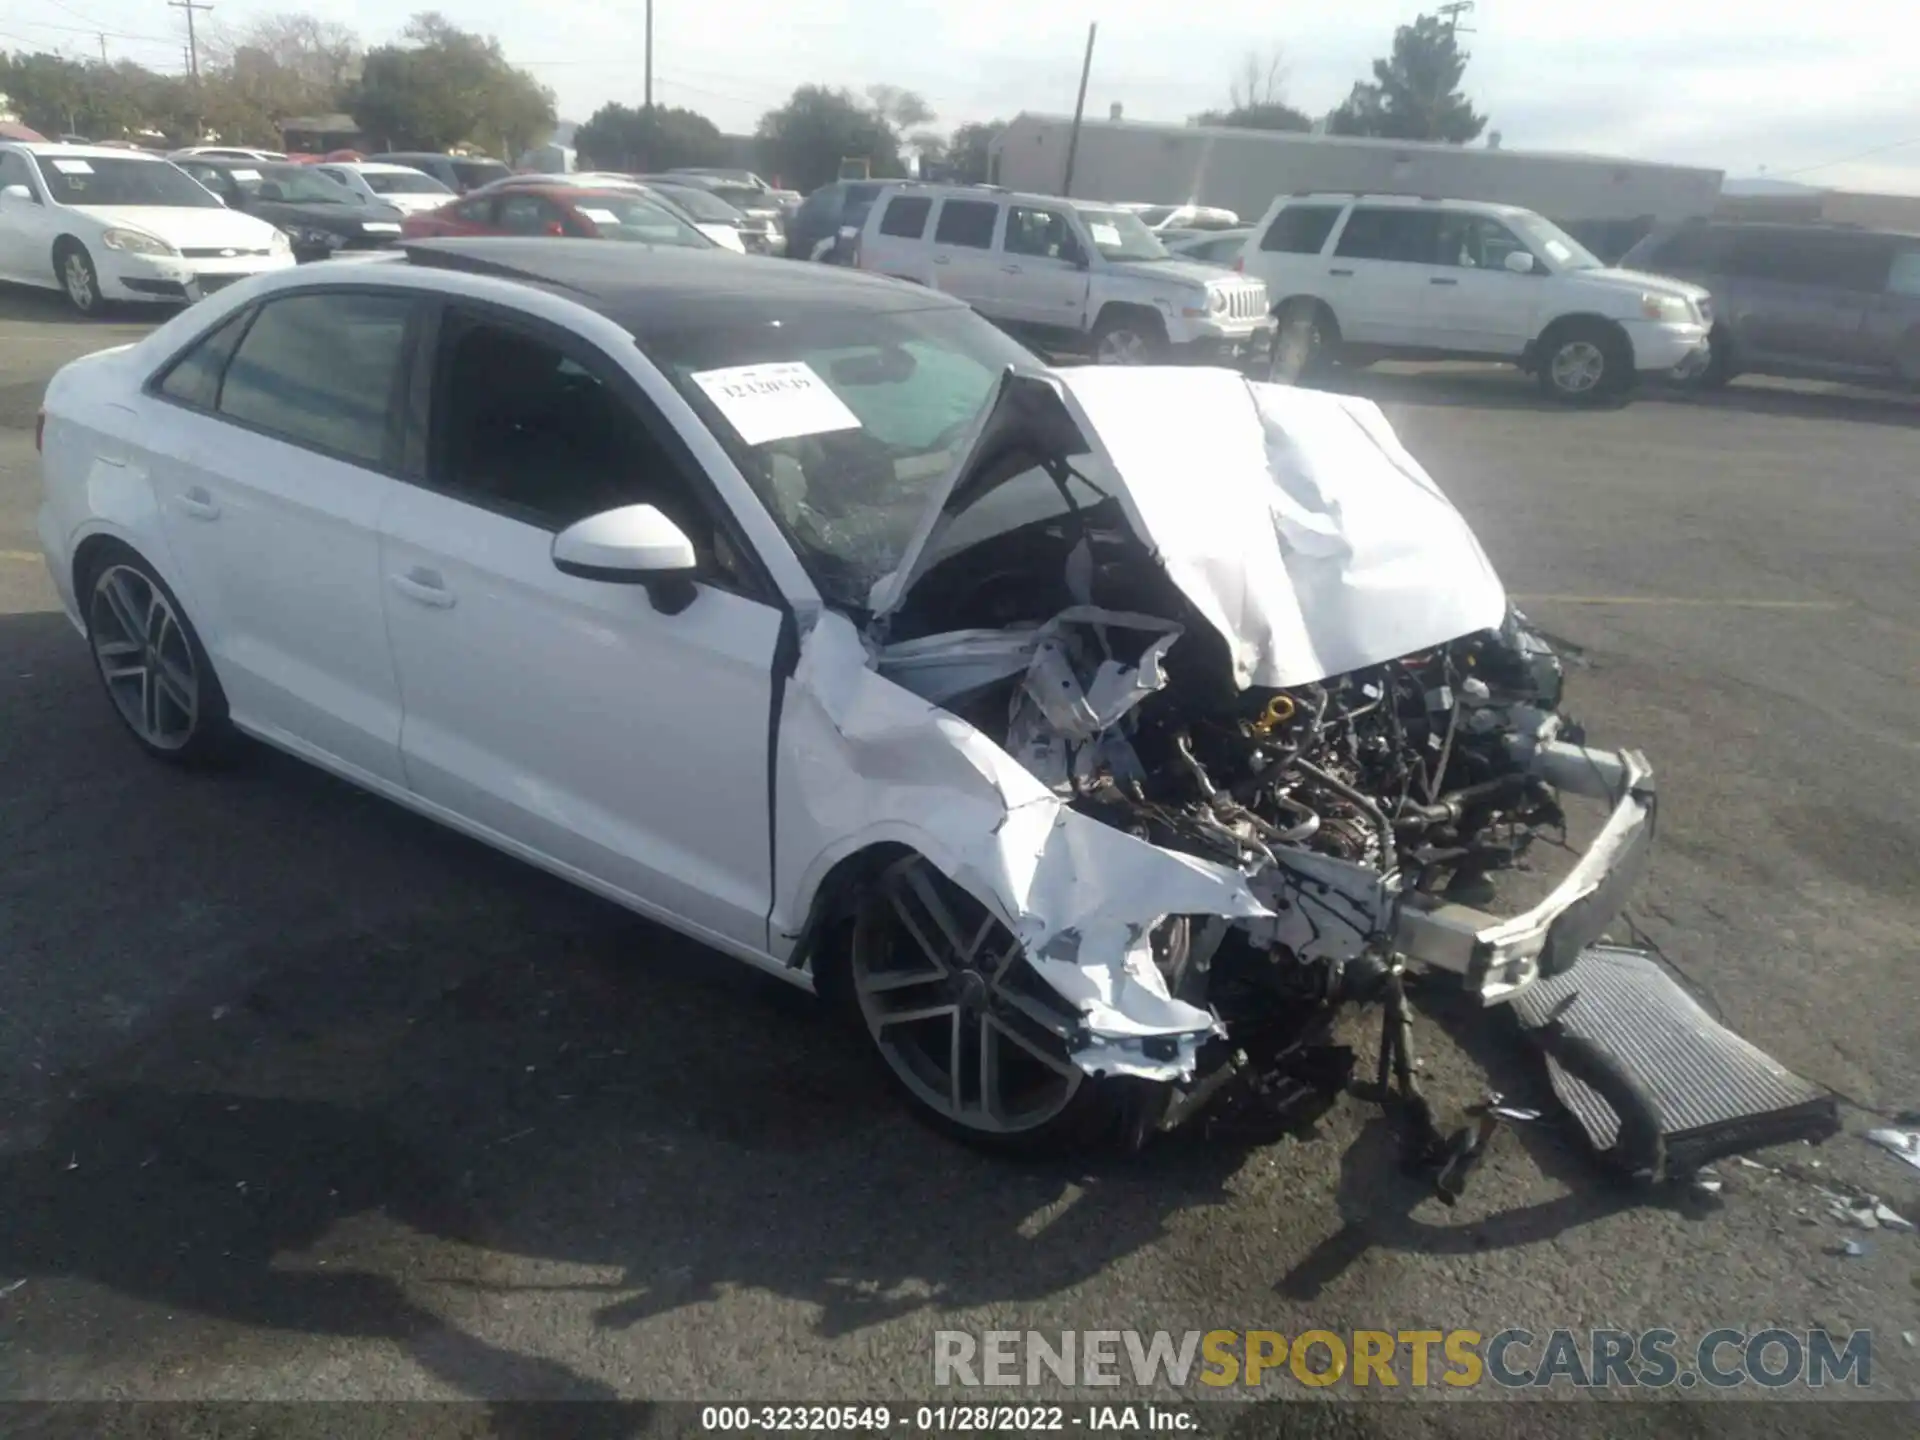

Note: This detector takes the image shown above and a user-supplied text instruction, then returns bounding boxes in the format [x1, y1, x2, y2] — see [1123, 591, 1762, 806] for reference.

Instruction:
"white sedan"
[311, 160, 459, 217]
[0, 142, 293, 312]
[35, 237, 1660, 1154]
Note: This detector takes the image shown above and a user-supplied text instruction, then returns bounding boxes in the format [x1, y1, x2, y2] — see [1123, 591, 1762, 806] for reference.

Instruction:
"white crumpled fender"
[772, 612, 1270, 1080]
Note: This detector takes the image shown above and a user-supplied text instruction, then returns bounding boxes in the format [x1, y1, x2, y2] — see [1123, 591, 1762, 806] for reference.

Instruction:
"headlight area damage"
[778, 366, 1838, 1192]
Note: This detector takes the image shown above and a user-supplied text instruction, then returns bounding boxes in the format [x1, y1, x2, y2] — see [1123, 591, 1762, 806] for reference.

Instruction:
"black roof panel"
[399, 237, 965, 331]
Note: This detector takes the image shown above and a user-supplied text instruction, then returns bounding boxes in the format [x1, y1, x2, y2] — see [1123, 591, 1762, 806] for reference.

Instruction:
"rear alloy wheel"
[57, 241, 102, 316]
[86, 554, 232, 764]
[1538, 320, 1632, 405]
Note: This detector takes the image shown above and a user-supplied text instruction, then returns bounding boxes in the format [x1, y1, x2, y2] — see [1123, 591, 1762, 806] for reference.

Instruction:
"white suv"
[1237, 193, 1712, 404]
[855, 185, 1274, 366]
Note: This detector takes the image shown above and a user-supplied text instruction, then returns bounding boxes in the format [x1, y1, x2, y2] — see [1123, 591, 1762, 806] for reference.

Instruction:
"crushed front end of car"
[784, 364, 1837, 1189]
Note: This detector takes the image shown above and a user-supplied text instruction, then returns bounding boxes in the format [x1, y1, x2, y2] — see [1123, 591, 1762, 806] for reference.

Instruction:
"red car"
[399, 183, 714, 249]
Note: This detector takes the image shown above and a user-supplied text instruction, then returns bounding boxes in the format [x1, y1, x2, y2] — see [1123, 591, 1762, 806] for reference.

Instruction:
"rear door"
[996, 202, 1090, 329]
[925, 196, 1005, 310]
[144, 287, 419, 785]
[1422, 211, 1544, 356]
[377, 300, 786, 951]
[1322, 205, 1446, 346]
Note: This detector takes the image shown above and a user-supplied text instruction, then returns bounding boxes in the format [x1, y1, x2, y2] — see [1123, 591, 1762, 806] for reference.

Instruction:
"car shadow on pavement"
[0, 281, 167, 327]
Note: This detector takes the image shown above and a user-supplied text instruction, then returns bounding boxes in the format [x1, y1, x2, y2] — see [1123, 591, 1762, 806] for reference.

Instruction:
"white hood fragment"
[776, 612, 1267, 1079]
[876, 366, 1509, 690]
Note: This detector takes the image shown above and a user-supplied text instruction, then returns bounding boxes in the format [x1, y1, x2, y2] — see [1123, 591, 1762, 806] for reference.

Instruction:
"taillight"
[35, 408, 45, 453]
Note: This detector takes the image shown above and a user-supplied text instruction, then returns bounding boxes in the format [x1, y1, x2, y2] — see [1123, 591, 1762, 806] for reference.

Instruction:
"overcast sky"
[6, 0, 1916, 192]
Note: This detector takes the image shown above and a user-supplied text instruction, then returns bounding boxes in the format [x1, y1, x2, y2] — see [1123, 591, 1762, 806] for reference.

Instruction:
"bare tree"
[865, 83, 934, 131]
[1229, 48, 1290, 112]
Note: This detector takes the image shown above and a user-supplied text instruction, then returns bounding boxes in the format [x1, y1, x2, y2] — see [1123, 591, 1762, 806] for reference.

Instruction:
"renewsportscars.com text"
[933, 1328, 1874, 1390]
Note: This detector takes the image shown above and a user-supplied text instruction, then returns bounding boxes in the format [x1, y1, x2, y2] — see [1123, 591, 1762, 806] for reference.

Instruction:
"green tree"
[945, 119, 1005, 184]
[575, 102, 725, 171]
[346, 12, 553, 155]
[1193, 49, 1312, 132]
[755, 85, 904, 193]
[1327, 12, 1486, 143]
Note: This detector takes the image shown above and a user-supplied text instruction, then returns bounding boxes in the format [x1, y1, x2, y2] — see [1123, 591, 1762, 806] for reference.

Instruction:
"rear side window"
[1642, 226, 1728, 271]
[1722, 230, 1875, 287]
[934, 199, 998, 248]
[1261, 204, 1342, 255]
[879, 195, 932, 238]
[217, 292, 414, 466]
[1334, 207, 1444, 263]
[154, 309, 251, 409]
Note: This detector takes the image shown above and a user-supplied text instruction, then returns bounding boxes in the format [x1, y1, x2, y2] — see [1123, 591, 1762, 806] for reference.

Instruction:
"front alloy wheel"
[1095, 326, 1155, 365]
[850, 856, 1085, 1139]
[1548, 339, 1607, 397]
[61, 245, 101, 315]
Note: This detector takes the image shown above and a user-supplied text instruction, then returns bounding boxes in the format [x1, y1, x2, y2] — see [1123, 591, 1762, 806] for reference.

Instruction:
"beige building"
[1716, 187, 1920, 232]
[990, 113, 1725, 260]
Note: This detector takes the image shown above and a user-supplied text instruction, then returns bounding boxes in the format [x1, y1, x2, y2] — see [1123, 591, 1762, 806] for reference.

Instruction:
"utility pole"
[1437, 1, 1476, 37]
[1060, 21, 1097, 198]
[168, 0, 213, 79]
[98, 33, 108, 63]
[644, 0, 654, 110]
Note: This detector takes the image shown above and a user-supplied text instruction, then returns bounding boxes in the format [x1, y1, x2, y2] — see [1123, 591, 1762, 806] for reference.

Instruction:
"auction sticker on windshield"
[1088, 223, 1121, 247]
[577, 208, 621, 225]
[232, 168, 262, 181]
[51, 159, 94, 175]
[690, 361, 862, 446]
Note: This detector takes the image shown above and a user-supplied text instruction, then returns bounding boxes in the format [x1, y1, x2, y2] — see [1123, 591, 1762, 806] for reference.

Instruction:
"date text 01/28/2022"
[699, 1405, 1186, 1432]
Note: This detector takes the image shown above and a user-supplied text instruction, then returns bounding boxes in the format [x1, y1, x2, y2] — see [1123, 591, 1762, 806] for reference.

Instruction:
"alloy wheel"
[89, 564, 199, 750]
[63, 252, 96, 312]
[1096, 328, 1152, 365]
[1550, 340, 1606, 396]
[851, 857, 1083, 1134]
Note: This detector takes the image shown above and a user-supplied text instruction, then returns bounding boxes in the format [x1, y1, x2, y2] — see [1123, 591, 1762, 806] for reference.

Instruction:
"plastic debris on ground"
[1865, 1128, 1920, 1172]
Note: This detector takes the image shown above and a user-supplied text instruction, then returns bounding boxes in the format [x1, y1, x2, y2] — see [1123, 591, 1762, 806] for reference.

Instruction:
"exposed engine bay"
[828, 365, 1835, 1190]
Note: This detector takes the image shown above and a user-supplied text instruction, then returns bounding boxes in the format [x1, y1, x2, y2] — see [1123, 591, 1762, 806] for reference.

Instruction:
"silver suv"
[1622, 221, 1920, 389]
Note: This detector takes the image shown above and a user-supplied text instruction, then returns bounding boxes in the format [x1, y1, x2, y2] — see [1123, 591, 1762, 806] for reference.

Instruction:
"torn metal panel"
[774, 612, 1268, 1076]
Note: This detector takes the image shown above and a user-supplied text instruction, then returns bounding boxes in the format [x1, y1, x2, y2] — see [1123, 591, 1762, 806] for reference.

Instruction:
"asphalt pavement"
[2, 283, 1918, 1425]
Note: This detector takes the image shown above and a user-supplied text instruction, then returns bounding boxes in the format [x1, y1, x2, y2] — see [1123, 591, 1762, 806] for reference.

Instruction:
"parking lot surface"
[2, 286, 1917, 1417]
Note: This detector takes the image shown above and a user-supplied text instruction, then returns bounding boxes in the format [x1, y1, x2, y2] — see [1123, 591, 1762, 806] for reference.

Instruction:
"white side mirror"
[552, 503, 699, 613]
[1504, 250, 1537, 275]
[0, 184, 33, 203]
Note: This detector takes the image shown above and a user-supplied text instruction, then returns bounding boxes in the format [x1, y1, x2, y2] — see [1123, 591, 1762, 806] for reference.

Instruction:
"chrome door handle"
[389, 569, 456, 609]
[1328, 267, 1354, 277]
[933, 255, 950, 265]
[1429, 276, 1459, 286]
[1002, 264, 1022, 274]
[174, 487, 220, 521]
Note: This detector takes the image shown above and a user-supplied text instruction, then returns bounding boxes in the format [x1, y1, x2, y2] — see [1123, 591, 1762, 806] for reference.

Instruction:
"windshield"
[34, 155, 222, 208]
[1510, 212, 1603, 271]
[649, 185, 742, 222]
[245, 164, 356, 204]
[639, 305, 1040, 609]
[569, 195, 711, 247]
[365, 169, 452, 196]
[1072, 206, 1171, 261]
[452, 159, 512, 189]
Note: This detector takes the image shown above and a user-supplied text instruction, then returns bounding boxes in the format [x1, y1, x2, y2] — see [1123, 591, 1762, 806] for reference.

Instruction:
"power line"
[167, 0, 212, 78]
[1779, 135, 1920, 178]
[0, 17, 179, 44]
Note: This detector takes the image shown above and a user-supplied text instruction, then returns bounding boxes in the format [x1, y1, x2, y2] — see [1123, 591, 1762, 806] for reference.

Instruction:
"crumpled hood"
[872, 365, 1508, 689]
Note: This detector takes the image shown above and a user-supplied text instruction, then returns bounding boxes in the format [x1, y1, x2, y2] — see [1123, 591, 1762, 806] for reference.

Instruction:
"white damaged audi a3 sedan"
[38, 238, 1746, 1172]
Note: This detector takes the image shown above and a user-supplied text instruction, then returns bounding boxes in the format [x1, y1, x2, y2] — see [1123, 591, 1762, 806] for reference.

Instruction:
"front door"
[997, 203, 1091, 332]
[1423, 212, 1543, 357]
[144, 288, 417, 785]
[1723, 229, 1874, 370]
[379, 302, 785, 951]
[1321, 205, 1446, 347]
[0, 148, 55, 283]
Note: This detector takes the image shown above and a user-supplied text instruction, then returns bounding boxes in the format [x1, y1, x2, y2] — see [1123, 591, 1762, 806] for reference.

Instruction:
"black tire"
[1090, 308, 1168, 366]
[78, 541, 236, 766]
[54, 238, 103, 316]
[821, 855, 1169, 1157]
[1268, 298, 1335, 385]
[1535, 318, 1634, 405]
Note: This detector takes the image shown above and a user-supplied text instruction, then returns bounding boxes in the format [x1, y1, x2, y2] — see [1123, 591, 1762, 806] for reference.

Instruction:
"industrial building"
[990, 113, 1726, 260]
